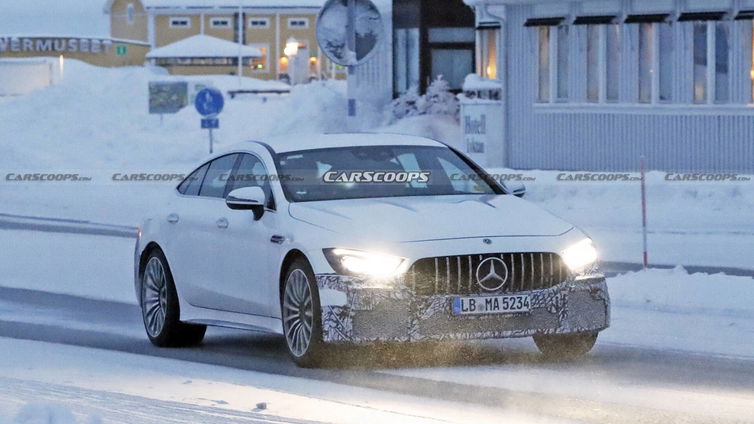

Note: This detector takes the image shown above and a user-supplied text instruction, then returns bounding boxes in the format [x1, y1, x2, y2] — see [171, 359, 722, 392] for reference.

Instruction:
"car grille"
[406, 252, 570, 296]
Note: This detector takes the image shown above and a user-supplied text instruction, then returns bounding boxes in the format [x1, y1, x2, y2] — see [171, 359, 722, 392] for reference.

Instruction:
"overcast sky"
[0, 0, 109, 37]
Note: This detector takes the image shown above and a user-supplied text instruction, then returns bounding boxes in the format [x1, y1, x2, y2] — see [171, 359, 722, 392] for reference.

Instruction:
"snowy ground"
[0, 338, 555, 424]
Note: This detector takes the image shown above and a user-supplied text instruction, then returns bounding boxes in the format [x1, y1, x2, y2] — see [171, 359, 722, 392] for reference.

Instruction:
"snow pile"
[0, 60, 347, 170]
[609, 267, 754, 315]
[389, 76, 459, 121]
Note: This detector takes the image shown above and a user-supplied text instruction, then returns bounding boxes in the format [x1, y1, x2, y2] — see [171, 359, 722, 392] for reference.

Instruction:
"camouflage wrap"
[316, 274, 610, 344]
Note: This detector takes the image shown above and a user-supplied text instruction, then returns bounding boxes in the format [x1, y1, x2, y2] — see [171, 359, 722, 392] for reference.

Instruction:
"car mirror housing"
[504, 182, 526, 198]
[226, 186, 266, 219]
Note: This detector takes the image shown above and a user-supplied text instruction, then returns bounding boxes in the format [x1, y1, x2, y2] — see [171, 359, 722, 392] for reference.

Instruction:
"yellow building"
[106, 0, 343, 81]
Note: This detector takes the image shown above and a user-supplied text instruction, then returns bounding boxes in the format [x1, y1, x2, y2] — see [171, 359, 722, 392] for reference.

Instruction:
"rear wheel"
[281, 258, 326, 367]
[141, 250, 206, 347]
[533, 332, 598, 359]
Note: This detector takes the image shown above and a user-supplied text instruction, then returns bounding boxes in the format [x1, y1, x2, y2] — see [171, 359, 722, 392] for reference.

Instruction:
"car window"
[177, 163, 209, 196]
[229, 154, 275, 209]
[276, 146, 499, 202]
[199, 154, 239, 198]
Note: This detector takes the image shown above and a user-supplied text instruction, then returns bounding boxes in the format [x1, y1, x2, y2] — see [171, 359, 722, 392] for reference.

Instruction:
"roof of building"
[146, 34, 263, 58]
[104, 0, 325, 11]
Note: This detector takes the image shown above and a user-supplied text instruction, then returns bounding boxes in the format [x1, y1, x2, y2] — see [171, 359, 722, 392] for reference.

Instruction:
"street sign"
[148, 81, 188, 114]
[194, 88, 224, 116]
[316, 0, 383, 67]
[116, 44, 128, 56]
[201, 118, 219, 129]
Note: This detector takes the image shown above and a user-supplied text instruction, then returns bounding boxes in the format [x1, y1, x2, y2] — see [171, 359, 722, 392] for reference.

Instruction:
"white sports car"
[134, 134, 610, 366]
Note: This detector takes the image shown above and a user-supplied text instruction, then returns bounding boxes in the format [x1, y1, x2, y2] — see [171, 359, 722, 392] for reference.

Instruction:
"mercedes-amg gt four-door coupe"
[134, 134, 610, 366]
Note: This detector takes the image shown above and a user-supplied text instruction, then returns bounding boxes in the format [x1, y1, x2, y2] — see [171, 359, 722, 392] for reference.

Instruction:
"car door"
[164, 161, 213, 306]
[210, 153, 277, 317]
[172, 154, 241, 310]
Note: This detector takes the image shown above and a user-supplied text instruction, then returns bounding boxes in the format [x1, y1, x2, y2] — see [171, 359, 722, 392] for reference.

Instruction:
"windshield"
[275, 145, 502, 202]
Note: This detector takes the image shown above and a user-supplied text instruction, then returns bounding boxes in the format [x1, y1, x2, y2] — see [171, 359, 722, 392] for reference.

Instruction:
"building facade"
[107, 0, 342, 80]
[464, 0, 754, 172]
[393, 0, 476, 95]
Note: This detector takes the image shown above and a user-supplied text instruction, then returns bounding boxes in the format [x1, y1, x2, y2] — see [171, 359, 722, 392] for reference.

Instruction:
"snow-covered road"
[1, 285, 753, 424]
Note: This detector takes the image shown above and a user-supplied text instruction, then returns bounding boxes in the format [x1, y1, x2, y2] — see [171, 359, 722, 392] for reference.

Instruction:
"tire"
[281, 258, 327, 367]
[141, 249, 206, 347]
[533, 332, 598, 359]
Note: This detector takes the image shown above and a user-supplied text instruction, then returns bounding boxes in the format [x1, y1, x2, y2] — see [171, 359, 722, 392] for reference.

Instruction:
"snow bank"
[609, 267, 754, 316]
[0, 60, 346, 170]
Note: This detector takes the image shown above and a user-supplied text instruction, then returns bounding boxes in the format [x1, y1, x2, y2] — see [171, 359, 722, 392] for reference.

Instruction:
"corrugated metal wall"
[504, 5, 754, 172]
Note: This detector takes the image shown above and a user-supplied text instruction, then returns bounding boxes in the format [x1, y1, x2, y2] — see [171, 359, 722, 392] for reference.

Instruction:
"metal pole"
[237, 1, 243, 87]
[640, 155, 648, 269]
[346, 0, 357, 126]
[209, 127, 214, 154]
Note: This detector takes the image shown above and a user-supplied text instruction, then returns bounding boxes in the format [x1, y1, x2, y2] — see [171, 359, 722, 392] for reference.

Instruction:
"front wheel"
[281, 258, 327, 367]
[141, 250, 206, 347]
[533, 332, 598, 359]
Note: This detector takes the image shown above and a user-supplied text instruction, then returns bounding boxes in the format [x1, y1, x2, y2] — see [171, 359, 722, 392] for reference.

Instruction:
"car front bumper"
[316, 274, 610, 343]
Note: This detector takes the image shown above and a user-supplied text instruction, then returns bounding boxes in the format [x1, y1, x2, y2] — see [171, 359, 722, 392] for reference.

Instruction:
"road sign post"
[194, 88, 224, 154]
[316, 0, 383, 130]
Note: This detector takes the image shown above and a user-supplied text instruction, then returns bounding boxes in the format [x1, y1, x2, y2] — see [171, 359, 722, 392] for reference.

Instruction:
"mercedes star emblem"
[475, 257, 509, 291]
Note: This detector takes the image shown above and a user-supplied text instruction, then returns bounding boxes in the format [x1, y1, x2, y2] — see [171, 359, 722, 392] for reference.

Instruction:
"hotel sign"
[0, 37, 114, 54]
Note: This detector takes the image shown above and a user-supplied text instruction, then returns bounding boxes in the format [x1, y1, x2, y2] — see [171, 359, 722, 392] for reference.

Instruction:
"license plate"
[452, 294, 531, 315]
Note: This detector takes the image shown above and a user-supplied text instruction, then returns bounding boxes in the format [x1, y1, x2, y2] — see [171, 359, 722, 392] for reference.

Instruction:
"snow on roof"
[250, 133, 444, 154]
[141, 0, 325, 8]
[146, 35, 262, 58]
[1, 0, 108, 38]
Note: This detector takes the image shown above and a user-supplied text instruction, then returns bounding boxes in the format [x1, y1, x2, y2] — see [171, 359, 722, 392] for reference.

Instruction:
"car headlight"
[323, 248, 408, 278]
[561, 239, 598, 273]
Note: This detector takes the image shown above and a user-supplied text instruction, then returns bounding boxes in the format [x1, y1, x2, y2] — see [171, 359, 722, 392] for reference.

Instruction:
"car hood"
[288, 195, 574, 243]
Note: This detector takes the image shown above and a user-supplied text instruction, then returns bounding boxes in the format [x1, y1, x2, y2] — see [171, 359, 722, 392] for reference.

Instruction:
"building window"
[638, 23, 653, 103]
[249, 17, 269, 29]
[537, 26, 551, 102]
[248, 43, 268, 71]
[210, 18, 231, 29]
[556, 25, 569, 100]
[288, 18, 309, 29]
[477, 26, 499, 79]
[715, 21, 730, 103]
[658, 23, 673, 102]
[586, 25, 599, 102]
[127, 3, 135, 25]
[606, 24, 620, 102]
[169, 17, 190, 29]
[693, 22, 708, 103]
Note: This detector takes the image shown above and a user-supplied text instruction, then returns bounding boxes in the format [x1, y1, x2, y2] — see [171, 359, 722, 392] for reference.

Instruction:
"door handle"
[216, 217, 229, 229]
[167, 213, 179, 223]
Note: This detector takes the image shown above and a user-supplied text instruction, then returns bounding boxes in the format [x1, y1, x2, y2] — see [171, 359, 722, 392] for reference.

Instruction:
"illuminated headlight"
[561, 239, 598, 273]
[323, 248, 408, 278]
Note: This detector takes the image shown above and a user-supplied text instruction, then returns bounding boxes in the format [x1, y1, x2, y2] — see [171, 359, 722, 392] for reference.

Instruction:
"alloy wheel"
[143, 257, 168, 338]
[282, 269, 314, 357]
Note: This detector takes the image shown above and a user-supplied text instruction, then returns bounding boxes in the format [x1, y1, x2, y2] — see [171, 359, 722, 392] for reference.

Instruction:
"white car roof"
[249, 133, 446, 154]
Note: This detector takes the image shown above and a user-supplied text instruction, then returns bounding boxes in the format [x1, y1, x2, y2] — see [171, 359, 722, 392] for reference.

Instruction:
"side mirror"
[226, 186, 266, 220]
[506, 182, 526, 198]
